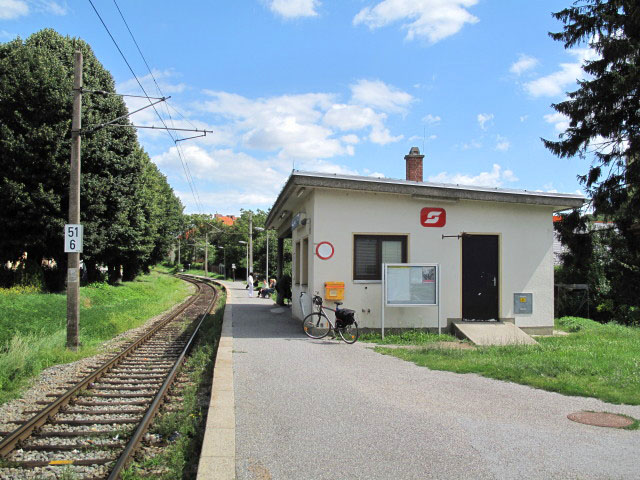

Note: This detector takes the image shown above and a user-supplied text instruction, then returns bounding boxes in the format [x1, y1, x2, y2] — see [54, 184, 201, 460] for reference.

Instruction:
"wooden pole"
[67, 51, 82, 351]
[204, 231, 208, 276]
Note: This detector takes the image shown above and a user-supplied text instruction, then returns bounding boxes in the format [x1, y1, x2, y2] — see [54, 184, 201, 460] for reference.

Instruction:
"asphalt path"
[226, 281, 640, 480]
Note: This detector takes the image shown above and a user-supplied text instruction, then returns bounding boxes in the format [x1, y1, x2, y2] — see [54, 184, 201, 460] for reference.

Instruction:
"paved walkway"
[223, 281, 639, 479]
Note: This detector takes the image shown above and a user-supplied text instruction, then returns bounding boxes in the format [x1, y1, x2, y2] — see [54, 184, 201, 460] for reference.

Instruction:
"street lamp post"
[254, 227, 268, 281]
[239, 241, 248, 280]
[202, 221, 222, 277]
[176, 235, 181, 267]
[217, 246, 226, 279]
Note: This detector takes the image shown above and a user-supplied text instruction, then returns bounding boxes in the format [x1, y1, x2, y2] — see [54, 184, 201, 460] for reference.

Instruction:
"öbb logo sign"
[420, 208, 446, 227]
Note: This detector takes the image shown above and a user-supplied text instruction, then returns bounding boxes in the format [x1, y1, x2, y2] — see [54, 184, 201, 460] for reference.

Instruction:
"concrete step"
[452, 321, 537, 346]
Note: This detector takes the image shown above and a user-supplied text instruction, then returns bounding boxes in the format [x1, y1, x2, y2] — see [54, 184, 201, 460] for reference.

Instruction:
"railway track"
[0, 274, 218, 479]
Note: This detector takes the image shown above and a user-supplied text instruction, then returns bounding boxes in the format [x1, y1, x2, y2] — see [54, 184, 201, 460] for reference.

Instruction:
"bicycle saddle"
[334, 301, 343, 306]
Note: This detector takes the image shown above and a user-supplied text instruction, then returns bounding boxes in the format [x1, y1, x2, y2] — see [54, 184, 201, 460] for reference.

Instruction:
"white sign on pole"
[64, 224, 83, 253]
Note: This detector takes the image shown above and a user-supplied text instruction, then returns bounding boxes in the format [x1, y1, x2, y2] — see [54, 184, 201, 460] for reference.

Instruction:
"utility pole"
[249, 212, 253, 275]
[67, 51, 82, 351]
[177, 237, 181, 266]
[204, 230, 208, 276]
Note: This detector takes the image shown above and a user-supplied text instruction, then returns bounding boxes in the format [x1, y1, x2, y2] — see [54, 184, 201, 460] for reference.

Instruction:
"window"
[302, 237, 309, 285]
[353, 235, 407, 281]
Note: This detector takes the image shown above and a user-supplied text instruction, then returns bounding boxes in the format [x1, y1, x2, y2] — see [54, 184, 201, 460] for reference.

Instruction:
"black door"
[462, 235, 499, 321]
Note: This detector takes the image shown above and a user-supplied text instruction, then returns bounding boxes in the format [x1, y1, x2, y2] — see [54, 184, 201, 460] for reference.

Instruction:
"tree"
[0, 29, 184, 288]
[546, 1, 640, 324]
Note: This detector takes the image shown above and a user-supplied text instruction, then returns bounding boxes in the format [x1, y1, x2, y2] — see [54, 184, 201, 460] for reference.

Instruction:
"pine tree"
[546, 1, 640, 324]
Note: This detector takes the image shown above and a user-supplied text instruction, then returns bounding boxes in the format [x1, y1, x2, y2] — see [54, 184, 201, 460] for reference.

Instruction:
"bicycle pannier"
[335, 308, 355, 327]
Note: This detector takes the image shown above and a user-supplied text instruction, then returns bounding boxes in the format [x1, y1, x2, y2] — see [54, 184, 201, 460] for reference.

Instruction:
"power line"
[111, 0, 204, 209]
[87, 0, 205, 213]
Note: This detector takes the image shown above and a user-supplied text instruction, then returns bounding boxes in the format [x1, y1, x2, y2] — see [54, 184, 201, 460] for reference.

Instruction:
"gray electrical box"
[514, 293, 533, 314]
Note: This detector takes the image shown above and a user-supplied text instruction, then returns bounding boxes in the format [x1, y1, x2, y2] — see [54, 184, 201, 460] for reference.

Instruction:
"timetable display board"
[384, 263, 438, 306]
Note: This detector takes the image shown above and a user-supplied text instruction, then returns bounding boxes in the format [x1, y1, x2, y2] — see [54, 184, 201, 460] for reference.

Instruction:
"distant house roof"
[266, 170, 585, 228]
[214, 214, 237, 226]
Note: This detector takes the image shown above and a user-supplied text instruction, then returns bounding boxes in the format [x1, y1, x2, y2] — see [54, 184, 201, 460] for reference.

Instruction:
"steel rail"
[0, 276, 203, 457]
[108, 276, 219, 479]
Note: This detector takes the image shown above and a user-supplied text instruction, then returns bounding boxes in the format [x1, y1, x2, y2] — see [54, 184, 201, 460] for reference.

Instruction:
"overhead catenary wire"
[87, 0, 205, 213]
[111, 0, 205, 208]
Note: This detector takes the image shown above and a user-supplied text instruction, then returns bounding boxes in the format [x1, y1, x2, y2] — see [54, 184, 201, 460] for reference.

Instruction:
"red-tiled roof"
[214, 214, 237, 226]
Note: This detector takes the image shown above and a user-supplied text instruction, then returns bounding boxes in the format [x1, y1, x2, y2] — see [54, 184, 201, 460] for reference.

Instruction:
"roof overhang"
[266, 171, 585, 230]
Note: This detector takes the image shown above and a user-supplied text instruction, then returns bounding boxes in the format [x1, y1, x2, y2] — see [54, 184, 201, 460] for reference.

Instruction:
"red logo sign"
[420, 207, 446, 227]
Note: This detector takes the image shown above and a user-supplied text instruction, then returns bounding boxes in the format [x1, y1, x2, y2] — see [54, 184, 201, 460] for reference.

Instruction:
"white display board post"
[381, 263, 441, 339]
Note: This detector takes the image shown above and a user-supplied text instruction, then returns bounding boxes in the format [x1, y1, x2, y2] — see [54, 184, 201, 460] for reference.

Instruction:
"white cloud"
[323, 103, 402, 145]
[423, 113, 441, 125]
[117, 69, 187, 98]
[350, 79, 413, 113]
[341, 134, 360, 144]
[520, 115, 528, 122]
[524, 48, 597, 97]
[39, 0, 67, 15]
[0, 0, 28, 19]
[202, 91, 347, 159]
[353, 0, 479, 44]
[544, 112, 570, 132]
[267, 0, 319, 18]
[509, 54, 538, 75]
[477, 113, 494, 130]
[0, 30, 16, 40]
[156, 147, 289, 212]
[154, 144, 220, 177]
[428, 164, 518, 187]
[199, 81, 407, 156]
[323, 104, 385, 131]
[176, 189, 277, 215]
[369, 125, 403, 145]
[495, 135, 510, 151]
[458, 138, 482, 150]
[0, 0, 68, 19]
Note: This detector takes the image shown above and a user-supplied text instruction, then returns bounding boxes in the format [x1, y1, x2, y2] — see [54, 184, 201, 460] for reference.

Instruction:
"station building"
[265, 148, 584, 335]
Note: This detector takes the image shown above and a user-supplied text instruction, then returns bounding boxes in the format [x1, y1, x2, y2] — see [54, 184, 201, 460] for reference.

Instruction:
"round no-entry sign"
[316, 241, 334, 260]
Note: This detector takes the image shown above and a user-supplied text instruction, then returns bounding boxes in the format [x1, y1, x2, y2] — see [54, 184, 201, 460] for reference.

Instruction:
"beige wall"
[290, 188, 555, 330]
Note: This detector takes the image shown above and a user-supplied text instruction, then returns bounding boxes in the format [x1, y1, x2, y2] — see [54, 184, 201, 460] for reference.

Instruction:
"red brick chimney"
[405, 147, 424, 182]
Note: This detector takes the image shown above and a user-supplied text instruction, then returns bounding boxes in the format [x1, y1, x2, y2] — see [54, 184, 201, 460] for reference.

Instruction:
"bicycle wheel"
[303, 312, 331, 339]
[338, 321, 359, 344]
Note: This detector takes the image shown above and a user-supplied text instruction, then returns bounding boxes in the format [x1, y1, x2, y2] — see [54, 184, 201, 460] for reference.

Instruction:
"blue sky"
[1, 0, 591, 215]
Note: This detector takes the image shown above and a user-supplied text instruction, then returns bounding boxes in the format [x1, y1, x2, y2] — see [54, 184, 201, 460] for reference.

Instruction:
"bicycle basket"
[335, 308, 355, 327]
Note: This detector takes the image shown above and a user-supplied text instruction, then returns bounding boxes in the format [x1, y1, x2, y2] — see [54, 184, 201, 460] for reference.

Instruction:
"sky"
[1, 0, 592, 215]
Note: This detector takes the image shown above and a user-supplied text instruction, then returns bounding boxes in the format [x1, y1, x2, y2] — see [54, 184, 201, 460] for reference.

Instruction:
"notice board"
[384, 263, 439, 306]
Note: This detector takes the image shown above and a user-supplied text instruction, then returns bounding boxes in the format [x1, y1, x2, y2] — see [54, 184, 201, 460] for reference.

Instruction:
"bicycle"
[302, 294, 359, 344]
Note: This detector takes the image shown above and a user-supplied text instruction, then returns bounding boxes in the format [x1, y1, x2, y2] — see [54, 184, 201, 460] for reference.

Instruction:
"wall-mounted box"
[514, 293, 533, 314]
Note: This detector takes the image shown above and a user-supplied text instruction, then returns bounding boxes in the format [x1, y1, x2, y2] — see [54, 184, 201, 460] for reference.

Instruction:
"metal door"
[462, 235, 499, 321]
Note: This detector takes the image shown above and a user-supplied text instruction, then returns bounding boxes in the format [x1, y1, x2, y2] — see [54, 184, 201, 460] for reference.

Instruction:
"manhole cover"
[567, 411, 634, 429]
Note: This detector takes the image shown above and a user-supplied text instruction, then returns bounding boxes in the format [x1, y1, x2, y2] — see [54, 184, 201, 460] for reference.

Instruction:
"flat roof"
[266, 170, 585, 228]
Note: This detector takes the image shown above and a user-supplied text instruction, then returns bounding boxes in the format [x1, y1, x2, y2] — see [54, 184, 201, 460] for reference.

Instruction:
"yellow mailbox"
[324, 281, 345, 301]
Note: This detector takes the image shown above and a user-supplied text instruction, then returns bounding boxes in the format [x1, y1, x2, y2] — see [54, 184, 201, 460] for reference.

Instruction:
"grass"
[173, 266, 225, 280]
[375, 317, 640, 406]
[0, 268, 192, 404]
[360, 329, 458, 345]
[122, 289, 226, 480]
